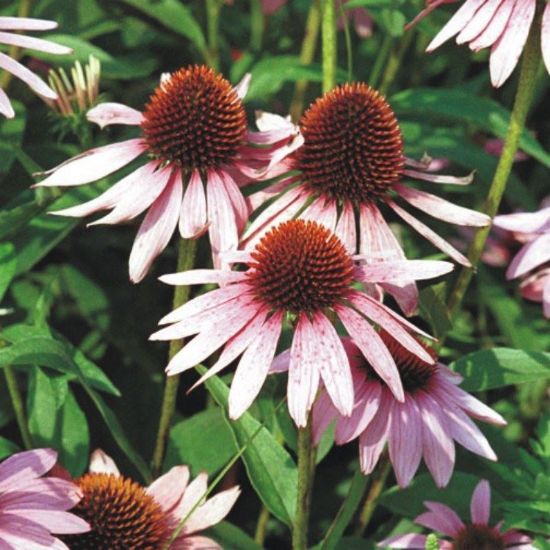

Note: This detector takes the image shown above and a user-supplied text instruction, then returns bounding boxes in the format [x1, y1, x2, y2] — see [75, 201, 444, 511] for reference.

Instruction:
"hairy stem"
[321, 0, 337, 93]
[4, 366, 33, 449]
[379, 30, 415, 96]
[254, 503, 270, 545]
[150, 238, 198, 477]
[250, 0, 264, 52]
[205, 0, 222, 71]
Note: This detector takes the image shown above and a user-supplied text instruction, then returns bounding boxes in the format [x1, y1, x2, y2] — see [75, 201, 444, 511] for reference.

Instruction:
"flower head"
[0, 448, 89, 548]
[494, 201, 550, 318]
[62, 449, 239, 549]
[151, 219, 454, 427]
[312, 337, 505, 488]
[409, 0, 550, 87]
[0, 16, 72, 118]
[380, 479, 535, 549]
[34, 65, 292, 282]
[245, 83, 489, 314]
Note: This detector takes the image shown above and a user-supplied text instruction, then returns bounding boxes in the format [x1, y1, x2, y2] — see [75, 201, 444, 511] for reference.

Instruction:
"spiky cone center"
[247, 220, 354, 313]
[61, 473, 172, 550]
[297, 83, 404, 204]
[454, 524, 506, 550]
[141, 65, 247, 170]
[362, 332, 437, 393]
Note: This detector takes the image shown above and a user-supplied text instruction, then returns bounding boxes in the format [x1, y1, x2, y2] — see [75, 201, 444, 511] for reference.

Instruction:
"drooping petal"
[455, 0, 503, 44]
[184, 486, 241, 534]
[86, 102, 144, 128]
[468, 0, 515, 50]
[228, 311, 283, 419]
[356, 259, 454, 285]
[470, 479, 491, 525]
[12, 510, 89, 534]
[219, 169, 250, 234]
[88, 449, 120, 476]
[358, 391, 391, 474]
[419, 501, 464, 536]
[36, 139, 147, 187]
[493, 207, 550, 234]
[159, 270, 247, 287]
[0, 449, 57, 492]
[0, 17, 58, 31]
[0, 32, 71, 54]
[0, 51, 56, 99]
[312, 391, 338, 445]
[334, 200, 357, 253]
[128, 170, 183, 283]
[146, 465, 189, 513]
[506, 234, 550, 279]
[0, 87, 15, 118]
[234, 73, 251, 99]
[378, 533, 428, 549]
[542, 1, 550, 76]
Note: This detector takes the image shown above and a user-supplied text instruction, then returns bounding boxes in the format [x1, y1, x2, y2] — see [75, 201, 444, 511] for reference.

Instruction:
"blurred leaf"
[58, 389, 90, 476]
[0, 243, 16, 302]
[201, 367, 298, 527]
[165, 408, 237, 476]
[0, 101, 25, 175]
[450, 348, 550, 391]
[0, 437, 19, 460]
[207, 521, 262, 550]
[419, 282, 451, 338]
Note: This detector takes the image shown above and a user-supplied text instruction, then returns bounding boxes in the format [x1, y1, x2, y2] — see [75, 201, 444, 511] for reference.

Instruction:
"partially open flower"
[312, 337, 505, 488]
[245, 84, 488, 314]
[62, 449, 240, 549]
[0, 448, 89, 548]
[36, 65, 290, 282]
[151, 219, 454, 427]
[380, 479, 534, 548]
[0, 16, 72, 117]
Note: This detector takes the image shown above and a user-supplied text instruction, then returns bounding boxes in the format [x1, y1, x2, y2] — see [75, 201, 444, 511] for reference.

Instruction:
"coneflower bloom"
[312, 337, 505, 488]
[62, 449, 240, 549]
[0, 17, 72, 118]
[0, 448, 89, 548]
[379, 479, 534, 549]
[151, 219, 454, 427]
[494, 202, 550, 318]
[244, 84, 489, 314]
[409, 0, 550, 87]
[35, 65, 292, 282]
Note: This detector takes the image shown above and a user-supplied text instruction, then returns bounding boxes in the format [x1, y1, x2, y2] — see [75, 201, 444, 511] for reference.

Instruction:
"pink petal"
[493, 207, 550, 234]
[470, 479, 491, 524]
[0, 449, 56, 492]
[427, 0, 485, 51]
[88, 449, 120, 476]
[262, 0, 286, 15]
[288, 313, 322, 428]
[310, 312, 354, 417]
[0, 478, 81, 509]
[0, 515, 58, 546]
[14, 510, 89, 534]
[335, 200, 357, 253]
[394, 184, 490, 227]
[0, 51, 57, 99]
[357, 259, 454, 284]
[0, 17, 58, 31]
[0, 85, 15, 118]
[146, 465, 189, 513]
[506, 234, 550, 279]
[542, 1, 550, 76]
[228, 311, 283, 419]
[129, 170, 182, 282]
[0, 31, 71, 54]
[184, 486, 240, 534]
[86, 102, 144, 128]
[420, 501, 464, 536]
[387, 199, 471, 266]
[269, 349, 290, 373]
[301, 197, 338, 232]
[173, 473, 207, 522]
[234, 73, 251, 100]
[456, 0, 503, 44]
[378, 533, 428, 548]
[469, 0, 515, 50]
[336, 304, 404, 402]
[219, 169, 249, 234]
[403, 168, 474, 186]
[159, 270, 247, 287]
[489, 0, 536, 87]
[358, 391, 391, 474]
[37, 139, 146, 187]
[312, 391, 338, 445]
[389, 397, 423, 488]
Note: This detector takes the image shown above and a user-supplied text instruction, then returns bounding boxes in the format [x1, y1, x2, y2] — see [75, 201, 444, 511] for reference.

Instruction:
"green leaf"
[0, 242, 16, 303]
[58, 389, 90, 476]
[419, 282, 451, 338]
[119, 0, 206, 53]
[206, 521, 263, 550]
[201, 367, 298, 527]
[0, 101, 25, 174]
[0, 437, 19, 460]
[391, 88, 550, 168]
[450, 348, 550, 391]
[165, 408, 237, 476]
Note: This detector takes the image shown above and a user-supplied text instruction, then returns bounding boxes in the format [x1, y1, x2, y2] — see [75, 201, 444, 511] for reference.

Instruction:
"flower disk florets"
[454, 524, 506, 550]
[247, 220, 354, 313]
[297, 83, 404, 203]
[141, 65, 247, 170]
[62, 473, 171, 550]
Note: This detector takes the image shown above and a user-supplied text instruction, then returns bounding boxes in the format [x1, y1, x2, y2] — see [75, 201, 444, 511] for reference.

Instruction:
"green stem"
[446, 11, 542, 319]
[0, 0, 33, 90]
[150, 238, 198, 477]
[369, 34, 393, 89]
[321, 0, 337, 93]
[355, 457, 391, 536]
[292, 422, 315, 550]
[250, 0, 264, 53]
[205, 0, 222, 71]
[289, 0, 322, 122]
[4, 366, 33, 449]
[321, 468, 369, 550]
[379, 30, 415, 96]
[254, 503, 270, 545]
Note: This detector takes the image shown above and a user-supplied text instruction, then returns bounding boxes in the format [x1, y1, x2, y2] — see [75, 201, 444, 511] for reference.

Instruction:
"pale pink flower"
[494, 202, 550, 318]
[0, 17, 72, 118]
[63, 449, 240, 549]
[409, 0, 550, 87]
[36, 65, 289, 282]
[312, 337, 505, 488]
[151, 219, 454, 427]
[0, 448, 89, 548]
[380, 479, 534, 549]
[245, 84, 489, 315]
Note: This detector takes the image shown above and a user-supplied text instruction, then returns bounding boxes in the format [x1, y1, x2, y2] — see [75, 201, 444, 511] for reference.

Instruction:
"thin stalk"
[150, 238, 198, 477]
[205, 0, 222, 71]
[355, 457, 391, 536]
[292, 421, 315, 550]
[4, 366, 33, 449]
[250, 0, 264, 52]
[368, 34, 393, 89]
[289, 0, 322, 121]
[321, 0, 337, 93]
[0, 0, 33, 90]
[379, 29, 415, 96]
[254, 503, 270, 545]
[446, 12, 542, 319]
